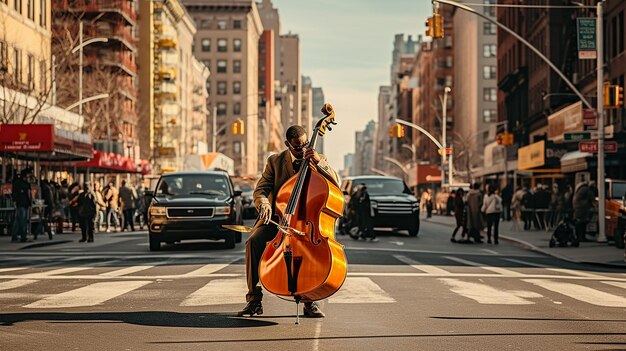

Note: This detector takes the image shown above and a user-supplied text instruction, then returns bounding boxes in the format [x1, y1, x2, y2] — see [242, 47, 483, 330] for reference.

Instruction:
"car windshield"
[355, 178, 410, 195]
[156, 174, 230, 197]
[609, 182, 626, 199]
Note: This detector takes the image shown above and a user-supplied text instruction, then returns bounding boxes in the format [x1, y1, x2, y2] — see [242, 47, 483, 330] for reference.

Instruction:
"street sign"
[583, 109, 597, 119]
[583, 118, 597, 127]
[578, 141, 618, 153]
[564, 131, 593, 141]
[577, 18, 597, 59]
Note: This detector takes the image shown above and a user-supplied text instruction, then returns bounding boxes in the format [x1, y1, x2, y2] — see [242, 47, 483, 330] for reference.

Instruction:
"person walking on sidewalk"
[354, 184, 376, 241]
[451, 188, 467, 242]
[119, 180, 137, 232]
[77, 183, 97, 243]
[103, 181, 120, 232]
[11, 168, 32, 243]
[572, 181, 594, 242]
[482, 187, 503, 244]
[466, 183, 484, 243]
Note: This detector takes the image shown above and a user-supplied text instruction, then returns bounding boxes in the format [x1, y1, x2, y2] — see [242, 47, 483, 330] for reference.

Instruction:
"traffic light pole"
[596, 0, 606, 242]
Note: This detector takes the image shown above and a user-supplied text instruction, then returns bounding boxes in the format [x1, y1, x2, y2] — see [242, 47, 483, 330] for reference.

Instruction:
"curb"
[423, 217, 626, 268]
[18, 240, 73, 250]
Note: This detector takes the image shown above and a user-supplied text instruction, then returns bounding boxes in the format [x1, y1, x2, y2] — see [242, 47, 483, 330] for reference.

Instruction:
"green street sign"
[577, 18, 596, 59]
[564, 131, 593, 141]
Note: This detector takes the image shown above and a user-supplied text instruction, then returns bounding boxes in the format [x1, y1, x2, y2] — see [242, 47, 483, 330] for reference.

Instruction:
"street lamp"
[440, 86, 451, 187]
[383, 156, 409, 178]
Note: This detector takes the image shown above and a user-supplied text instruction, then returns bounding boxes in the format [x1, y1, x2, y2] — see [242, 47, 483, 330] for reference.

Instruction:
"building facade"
[312, 86, 325, 153]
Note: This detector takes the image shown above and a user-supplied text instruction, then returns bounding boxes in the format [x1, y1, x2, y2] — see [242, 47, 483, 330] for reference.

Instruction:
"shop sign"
[0, 124, 54, 152]
[547, 101, 583, 142]
[518, 140, 545, 170]
[578, 141, 618, 153]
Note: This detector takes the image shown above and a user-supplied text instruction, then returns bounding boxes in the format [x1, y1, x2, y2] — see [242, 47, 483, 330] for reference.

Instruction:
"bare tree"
[452, 131, 482, 184]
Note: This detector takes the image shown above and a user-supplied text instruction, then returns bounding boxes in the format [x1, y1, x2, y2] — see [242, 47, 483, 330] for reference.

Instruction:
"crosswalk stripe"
[443, 256, 524, 276]
[525, 279, 626, 307]
[329, 277, 395, 303]
[546, 269, 609, 279]
[392, 255, 451, 275]
[602, 281, 626, 290]
[99, 266, 155, 277]
[183, 258, 240, 277]
[504, 258, 550, 268]
[23, 281, 151, 308]
[0, 279, 38, 291]
[0, 268, 25, 273]
[180, 279, 247, 306]
[21, 267, 92, 277]
[439, 278, 536, 304]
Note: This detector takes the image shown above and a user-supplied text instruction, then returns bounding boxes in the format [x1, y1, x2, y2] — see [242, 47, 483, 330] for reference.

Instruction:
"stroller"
[549, 215, 579, 247]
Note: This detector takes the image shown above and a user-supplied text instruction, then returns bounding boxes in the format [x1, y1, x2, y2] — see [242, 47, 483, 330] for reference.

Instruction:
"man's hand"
[258, 201, 272, 224]
[304, 148, 321, 165]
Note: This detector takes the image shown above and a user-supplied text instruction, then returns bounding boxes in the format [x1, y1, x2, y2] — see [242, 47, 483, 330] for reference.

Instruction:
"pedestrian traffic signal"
[603, 83, 624, 109]
[232, 119, 244, 135]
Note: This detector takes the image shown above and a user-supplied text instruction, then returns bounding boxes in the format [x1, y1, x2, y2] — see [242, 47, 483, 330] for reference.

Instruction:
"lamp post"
[440, 86, 451, 188]
[383, 156, 409, 179]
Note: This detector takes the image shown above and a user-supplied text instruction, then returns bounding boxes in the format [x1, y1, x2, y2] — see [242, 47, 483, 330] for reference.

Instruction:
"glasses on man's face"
[288, 140, 309, 152]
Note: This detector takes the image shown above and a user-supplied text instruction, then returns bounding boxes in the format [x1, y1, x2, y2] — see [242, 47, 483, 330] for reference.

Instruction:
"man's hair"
[285, 125, 306, 141]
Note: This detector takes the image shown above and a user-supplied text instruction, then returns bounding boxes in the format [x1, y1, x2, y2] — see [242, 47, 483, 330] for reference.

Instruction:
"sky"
[271, 0, 433, 170]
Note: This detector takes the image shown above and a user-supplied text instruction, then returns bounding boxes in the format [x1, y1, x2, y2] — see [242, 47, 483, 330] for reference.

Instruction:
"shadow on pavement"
[0, 311, 277, 328]
[430, 316, 626, 323]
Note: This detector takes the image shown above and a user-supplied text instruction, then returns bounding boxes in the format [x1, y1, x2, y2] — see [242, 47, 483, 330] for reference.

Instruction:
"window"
[27, 0, 34, 20]
[201, 19, 211, 29]
[233, 39, 241, 52]
[445, 56, 453, 68]
[27, 54, 34, 89]
[201, 39, 210, 52]
[13, 48, 21, 83]
[0, 41, 7, 72]
[483, 109, 497, 123]
[39, 0, 46, 27]
[234, 141, 240, 153]
[233, 20, 242, 29]
[233, 102, 241, 115]
[217, 81, 226, 95]
[483, 88, 497, 101]
[217, 39, 227, 52]
[205, 79, 211, 93]
[14, 0, 22, 13]
[483, 44, 496, 57]
[202, 60, 210, 70]
[483, 0, 495, 17]
[483, 65, 496, 79]
[483, 22, 496, 35]
[218, 20, 227, 29]
[233, 81, 241, 94]
[217, 102, 227, 115]
[233, 60, 241, 73]
[217, 60, 226, 73]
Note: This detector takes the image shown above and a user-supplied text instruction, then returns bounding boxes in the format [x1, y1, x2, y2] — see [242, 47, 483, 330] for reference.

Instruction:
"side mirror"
[233, 190, 242, 197]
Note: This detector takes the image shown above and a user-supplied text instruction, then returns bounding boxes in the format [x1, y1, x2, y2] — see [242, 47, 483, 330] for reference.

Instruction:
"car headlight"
[150, 206, 166, 216]
[214, 206, 232, 215]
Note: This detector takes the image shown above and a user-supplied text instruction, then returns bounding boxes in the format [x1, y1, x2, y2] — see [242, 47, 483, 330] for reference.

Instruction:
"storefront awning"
[75, 150, 139, 173]
[560, 151, 592, 173]
[0, 124, 92, 161]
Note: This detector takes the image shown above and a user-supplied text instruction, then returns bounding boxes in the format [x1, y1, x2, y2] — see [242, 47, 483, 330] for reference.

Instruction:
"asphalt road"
[0, 217, 625, 351]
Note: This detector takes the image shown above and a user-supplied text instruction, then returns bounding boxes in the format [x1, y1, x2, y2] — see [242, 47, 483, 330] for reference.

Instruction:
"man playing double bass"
[237, 125, 340, 318]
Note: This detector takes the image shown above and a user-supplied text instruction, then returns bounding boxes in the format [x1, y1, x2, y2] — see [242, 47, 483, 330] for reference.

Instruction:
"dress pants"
[245, 223, 279, 302]
[79, 215, 95, 241]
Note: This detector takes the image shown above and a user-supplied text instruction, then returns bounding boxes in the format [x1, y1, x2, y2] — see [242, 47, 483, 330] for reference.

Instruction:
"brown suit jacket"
[253, 149, 340, 212]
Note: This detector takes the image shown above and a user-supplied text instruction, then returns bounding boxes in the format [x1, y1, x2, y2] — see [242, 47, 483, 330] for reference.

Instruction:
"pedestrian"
[572, 181, 594, 242]
[39, 179, 54, 240]
[446, 192, 454, 216]
[103, 180, 120, 232]
[521, 186, 532, 230]
[237, 125, 338, 318]
[57, 179, 69, 234]
[77, 183, 97, 243]
[11, 168, 32, 243]
[425, 189, 433, 218]
[510, 187, 524, 231]
[450, 188, 467, 242]
[119, 180, 137, 232]
[482, 187, 503, 244]
[466, 183, 484, 243]
[93, 182, 107, 232]
[68, 182, 81, 232]
[355, 184, 376, 241]
[501, 183, 513, 221]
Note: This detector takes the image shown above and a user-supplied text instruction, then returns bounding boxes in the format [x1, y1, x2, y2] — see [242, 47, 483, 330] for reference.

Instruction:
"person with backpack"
[482, 187, 503, 244]
[77, 183, 97, 243]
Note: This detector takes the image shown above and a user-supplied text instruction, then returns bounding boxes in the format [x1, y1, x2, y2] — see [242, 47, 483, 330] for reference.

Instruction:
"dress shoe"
[303, 302, 325, 318]
[236, 301, 263, 317]
[78, 239, 86, 243]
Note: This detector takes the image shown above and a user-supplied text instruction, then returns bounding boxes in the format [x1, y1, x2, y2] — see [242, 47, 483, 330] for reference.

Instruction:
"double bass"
[259, 103, 347, 321]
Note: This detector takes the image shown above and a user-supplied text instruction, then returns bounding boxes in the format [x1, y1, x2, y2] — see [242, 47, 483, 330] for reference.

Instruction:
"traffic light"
[616, 85, 624, 107]
[425, 16, 434, 38]
[232, 119, 244, 135]
[433, 13, 444, 38]
[388, 124, 405, 138]
[389, 126, 395, 138]
[603, 83, 612, 108]
[496, 133, 504, 145]
[603, 84, 624, 109]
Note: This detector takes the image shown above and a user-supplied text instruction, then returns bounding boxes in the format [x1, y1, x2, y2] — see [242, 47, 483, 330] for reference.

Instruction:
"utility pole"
[596, 0, 606, 242]
[211, 105, 217, 152]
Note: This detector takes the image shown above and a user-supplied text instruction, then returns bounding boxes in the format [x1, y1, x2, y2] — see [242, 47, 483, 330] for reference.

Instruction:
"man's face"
[285, 133, 309, 159]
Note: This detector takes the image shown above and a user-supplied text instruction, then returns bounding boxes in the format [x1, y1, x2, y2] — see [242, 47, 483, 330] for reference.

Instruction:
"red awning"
[0, 124, 92, 161]
[75, 150, 139, 173]
[139, 160, 152, 175]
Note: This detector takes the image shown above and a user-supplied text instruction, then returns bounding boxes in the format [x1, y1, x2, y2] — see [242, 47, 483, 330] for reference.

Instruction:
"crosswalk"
[0, 255, 625, 310]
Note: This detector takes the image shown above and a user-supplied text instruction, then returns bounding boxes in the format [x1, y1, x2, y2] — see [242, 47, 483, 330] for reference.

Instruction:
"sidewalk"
[423, 214, 626, 268]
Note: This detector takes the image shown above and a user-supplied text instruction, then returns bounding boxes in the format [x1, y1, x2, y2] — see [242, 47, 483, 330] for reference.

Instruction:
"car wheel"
[407, 220, 420, 237]
[224, 236, 236, 249]
[149, 233, 161, 251]
[235, 231, 242, 243]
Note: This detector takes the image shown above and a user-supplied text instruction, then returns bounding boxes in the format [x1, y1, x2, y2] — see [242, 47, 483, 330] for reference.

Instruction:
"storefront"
[75, 150, 140, 174]
[517, 140, 567, 188]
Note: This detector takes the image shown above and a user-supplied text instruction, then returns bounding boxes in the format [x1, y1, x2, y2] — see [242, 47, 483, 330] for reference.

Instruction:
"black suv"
[341, 176, 420, 236]
[148, 171, 243, 251]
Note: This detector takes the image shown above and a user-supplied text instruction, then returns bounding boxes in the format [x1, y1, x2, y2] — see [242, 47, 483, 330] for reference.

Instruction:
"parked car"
[231, 176, 259, 219]
[604, 179, 626, 249]
[148, 171, 243, 251]
[340, 176, 420, 236]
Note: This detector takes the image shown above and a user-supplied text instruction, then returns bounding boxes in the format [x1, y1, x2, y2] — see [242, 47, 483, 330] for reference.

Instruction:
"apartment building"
[279, 33, 301, 129]
[312, 86, 325, 153]
[183, 0, 263, 176]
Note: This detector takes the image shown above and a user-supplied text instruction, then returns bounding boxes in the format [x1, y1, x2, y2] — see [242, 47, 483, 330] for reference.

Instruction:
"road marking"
[439, 278, 536, 305]
[23, 281, 151, 308]
[329, 277, 395, 303]
[504, 258, 550, 268]
[443, 256, 524, 276]
[481, 249, 499, 255]
[183, 258, 240, 277]
[0, 268, 26, 273]
[21, 267, 92, 277]
[603, 281, 626, 290]
[393, 255, 451, 275]
[180, 279, 246, 306]
[546, 269, 609, 279]
[0, 279, 38, 291]
[525, 279, 626, 307]
[99, 266, 155, 277]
